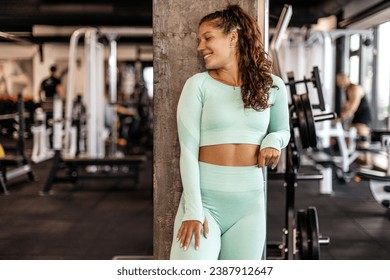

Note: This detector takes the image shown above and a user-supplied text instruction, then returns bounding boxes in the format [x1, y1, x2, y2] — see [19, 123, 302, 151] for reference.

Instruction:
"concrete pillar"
[153, 0, 259, 260]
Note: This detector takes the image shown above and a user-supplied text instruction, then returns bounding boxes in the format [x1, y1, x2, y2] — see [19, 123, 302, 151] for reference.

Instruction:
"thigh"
[219, 205, 266, 260]
[352, 123, 370, 136]
[170, 205, 221, 260]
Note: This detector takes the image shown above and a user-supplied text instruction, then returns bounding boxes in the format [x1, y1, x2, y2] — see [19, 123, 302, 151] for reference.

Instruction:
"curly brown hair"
[199, 4, 275, 111]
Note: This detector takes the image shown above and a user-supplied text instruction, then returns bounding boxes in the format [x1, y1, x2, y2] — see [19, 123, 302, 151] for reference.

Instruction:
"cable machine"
[40, 28, 147, 194]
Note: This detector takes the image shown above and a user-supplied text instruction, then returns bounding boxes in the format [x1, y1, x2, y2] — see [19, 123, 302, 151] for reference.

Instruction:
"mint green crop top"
[177, 71, 290, 223]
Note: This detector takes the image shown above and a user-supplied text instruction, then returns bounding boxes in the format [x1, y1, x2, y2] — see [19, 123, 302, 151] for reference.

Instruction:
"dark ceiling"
[0, 0, 152, 32]
[0, 0, 388, 43]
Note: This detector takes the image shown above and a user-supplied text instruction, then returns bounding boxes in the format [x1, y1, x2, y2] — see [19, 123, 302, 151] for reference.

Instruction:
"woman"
[170, 4, 290, 260]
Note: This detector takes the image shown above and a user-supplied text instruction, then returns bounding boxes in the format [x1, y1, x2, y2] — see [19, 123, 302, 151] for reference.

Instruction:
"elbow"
[261, 130, 290, 151]
[278, 130, 291, 150]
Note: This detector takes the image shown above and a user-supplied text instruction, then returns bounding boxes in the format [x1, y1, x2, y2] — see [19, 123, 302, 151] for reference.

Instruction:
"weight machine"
[40, 28, 147, 195]
[357, 130, 390, 210]
[30, 105, 54, 163]
[0, 94, 36, 194]
[268, 67, 335, 259]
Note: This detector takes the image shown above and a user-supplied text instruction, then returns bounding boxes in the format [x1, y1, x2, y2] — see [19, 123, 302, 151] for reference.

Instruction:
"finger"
[203, 218, 209, 238]
[264, 154, 272, 166]
[267, 152, 278, 166]
[258, 154, 266, 167]
[176, 225, 183, 242]
[194, 228, 200, 250]
[271, 155, 280, 169]
[183, 228, 193, 251]
[265, 153, 275, 166]
[259, 149, 281, 167]
[264, 153, 274, 166]
[179, 227, 187, 248]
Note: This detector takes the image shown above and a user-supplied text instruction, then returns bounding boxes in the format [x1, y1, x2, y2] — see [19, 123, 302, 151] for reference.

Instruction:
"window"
[349, 34, 361, 84]
[143, 66, 153, 99]
[376, 21, 390, 128]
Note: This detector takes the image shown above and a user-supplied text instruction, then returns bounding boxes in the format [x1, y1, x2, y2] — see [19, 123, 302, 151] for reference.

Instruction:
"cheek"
[213, 43, 230, 58]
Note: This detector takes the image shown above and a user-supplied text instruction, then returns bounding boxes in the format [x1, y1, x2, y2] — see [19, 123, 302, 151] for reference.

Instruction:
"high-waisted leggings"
[170, 161, 266, 260]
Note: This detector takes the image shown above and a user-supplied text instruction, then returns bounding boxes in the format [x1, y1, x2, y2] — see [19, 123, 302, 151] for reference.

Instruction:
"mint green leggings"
[170, 162, 266, 260]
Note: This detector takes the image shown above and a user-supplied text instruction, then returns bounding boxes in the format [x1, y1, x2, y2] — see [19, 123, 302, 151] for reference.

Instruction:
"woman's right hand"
[176, 217, 209, 251]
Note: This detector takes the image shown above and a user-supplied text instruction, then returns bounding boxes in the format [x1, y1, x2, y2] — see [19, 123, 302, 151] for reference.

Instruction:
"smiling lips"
[203, 53, 212, 60]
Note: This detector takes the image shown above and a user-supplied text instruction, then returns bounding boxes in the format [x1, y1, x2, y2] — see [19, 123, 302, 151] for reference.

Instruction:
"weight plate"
[307, 207, 320, 260]
[292, 95, 309, 149]
[300, 94, 317, 148]
[297, 210, 309, 259]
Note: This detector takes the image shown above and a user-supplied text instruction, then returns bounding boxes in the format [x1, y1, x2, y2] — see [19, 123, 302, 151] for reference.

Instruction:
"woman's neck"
[210, 68, 241, 87]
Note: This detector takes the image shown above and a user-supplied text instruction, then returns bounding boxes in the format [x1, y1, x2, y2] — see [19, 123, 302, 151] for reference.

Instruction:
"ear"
[229, 30, 238, 45]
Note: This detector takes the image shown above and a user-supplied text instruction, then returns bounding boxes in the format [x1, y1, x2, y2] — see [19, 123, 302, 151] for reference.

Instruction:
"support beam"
[153, 0, 259, 260]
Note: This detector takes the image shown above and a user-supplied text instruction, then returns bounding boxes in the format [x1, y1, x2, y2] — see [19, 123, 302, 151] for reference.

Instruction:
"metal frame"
[269, 4, 292, 79]
[258, 0, 269, 260]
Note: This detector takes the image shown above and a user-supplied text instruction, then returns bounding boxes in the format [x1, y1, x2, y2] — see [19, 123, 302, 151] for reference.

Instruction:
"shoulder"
[348, 84, 364, 97]
[182, 72, 208, 94]
[270, 74, 287, 96]
[179, 72, 208, 103]
[349, 84, 363, 91]
[268, 74, 287, 103]
[271, 74, 286, 89]
[41, 78, 49, 85]
[185, 72, 208, 86]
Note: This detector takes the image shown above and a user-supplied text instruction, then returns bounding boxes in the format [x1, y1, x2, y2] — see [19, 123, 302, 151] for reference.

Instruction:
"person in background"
[38, 65, 63, 102]
[336, 72, 372, 164]
[170, 4, 290, 260]
[37, 65, 63, 147]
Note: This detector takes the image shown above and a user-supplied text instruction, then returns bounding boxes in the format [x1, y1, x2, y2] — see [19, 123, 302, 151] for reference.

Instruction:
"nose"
[197, 40, 204, 53]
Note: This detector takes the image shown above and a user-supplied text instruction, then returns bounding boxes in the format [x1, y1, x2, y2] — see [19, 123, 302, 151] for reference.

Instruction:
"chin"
[204, 63, 216, 70]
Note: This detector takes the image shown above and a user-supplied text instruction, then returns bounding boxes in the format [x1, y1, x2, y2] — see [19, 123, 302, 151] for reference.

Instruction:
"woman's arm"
[258, 76, 290, 168]
[176, 75, 207, 250]
[260, 75, 291, 151]
[177, 75, 204, 223]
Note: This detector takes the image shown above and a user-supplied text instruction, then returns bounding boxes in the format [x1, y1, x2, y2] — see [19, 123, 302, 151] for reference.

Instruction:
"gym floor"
[0, 142, 154, 260]
[0, 141, 389, 260]
[268, 171, 390, 260]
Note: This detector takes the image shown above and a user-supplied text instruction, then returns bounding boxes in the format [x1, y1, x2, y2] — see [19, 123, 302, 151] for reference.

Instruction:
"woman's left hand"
[258, 147, 281, 169]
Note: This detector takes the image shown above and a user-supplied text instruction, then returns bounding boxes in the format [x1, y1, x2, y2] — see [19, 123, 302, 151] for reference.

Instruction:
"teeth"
[204, 54, 211, 59]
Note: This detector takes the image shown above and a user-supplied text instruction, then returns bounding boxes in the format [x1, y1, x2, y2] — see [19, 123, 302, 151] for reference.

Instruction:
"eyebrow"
[197, 31, 212, 40]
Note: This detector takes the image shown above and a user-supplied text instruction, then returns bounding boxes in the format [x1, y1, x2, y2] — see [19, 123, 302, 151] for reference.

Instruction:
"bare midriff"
[199, 144, 259, 166]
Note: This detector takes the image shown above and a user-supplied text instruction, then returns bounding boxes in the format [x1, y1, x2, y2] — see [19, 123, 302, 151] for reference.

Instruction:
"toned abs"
[199, 144, 259, 166]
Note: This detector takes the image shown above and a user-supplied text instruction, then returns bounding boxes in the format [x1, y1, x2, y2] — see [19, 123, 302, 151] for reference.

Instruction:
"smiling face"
[197, 20, 238, 70]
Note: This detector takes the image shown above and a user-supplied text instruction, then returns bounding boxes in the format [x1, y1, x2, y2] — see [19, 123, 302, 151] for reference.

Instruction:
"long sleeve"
[176, 76, 204, 223]
[260, 75, 290, 151]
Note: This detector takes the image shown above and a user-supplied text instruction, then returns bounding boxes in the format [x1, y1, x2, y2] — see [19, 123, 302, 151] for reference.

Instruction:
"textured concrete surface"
[153, 0, 258, 259]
